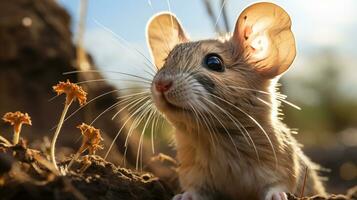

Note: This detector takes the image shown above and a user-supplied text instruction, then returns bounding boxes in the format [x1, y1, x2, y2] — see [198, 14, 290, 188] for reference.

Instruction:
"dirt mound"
[0, 142, 173, 200]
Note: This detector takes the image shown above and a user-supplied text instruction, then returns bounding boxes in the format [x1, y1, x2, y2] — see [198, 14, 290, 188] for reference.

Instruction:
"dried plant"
[2, 111, 32, 145]
[67, 123, 103, 170]
[77, 123, 103, 154]
[51, 80, 87, 170]
[52, 79, 87, 106]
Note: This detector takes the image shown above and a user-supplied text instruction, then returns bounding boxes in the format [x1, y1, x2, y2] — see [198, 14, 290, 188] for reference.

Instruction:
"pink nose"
[155, 80, 172, 92]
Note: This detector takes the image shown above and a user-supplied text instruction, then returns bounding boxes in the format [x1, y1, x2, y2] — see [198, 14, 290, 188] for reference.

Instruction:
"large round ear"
[146, 12, 188, 69]
[232, 2, 296, 78]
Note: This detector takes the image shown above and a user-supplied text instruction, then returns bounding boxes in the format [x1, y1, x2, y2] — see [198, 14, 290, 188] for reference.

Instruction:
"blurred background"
[0, 0, 356, 194]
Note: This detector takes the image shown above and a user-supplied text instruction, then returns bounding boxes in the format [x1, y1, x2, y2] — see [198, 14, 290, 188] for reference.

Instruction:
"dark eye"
[204, 53, 224, 72]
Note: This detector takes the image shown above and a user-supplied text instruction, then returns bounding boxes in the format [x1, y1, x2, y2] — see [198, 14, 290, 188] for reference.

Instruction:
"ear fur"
[232, 2, 296, 78]
[146, 12, 188, 69]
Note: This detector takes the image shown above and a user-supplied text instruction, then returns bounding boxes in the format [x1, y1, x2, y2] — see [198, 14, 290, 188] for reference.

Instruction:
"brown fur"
[159, 39, 326, 200]
[147, 3, 327, 200]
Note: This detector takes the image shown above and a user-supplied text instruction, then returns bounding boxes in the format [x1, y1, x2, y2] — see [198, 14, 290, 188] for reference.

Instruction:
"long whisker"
[197, 91, 260, 162]
[48, 95, 61, 102]
[93, 19, 157, 74]
[89, 91, 150, 126]
[123, 101, 152, 168]
[226, 85, 300, 110]
[124, 100, 152, 147]
[214, 0, 228, 32]
[194, 101, 219, 149]
[150, 109, 159, 154]
[50, 88, 148, 131]
[207, 93, 278, 167]
[75, 78, 152, 85]
[225, 85, 286, 99]
[72, 87, 148, 122]
[198, 94, 241, 159]
[112, 92, 151, 120]
[50, 89, 119, 131]
[63, 70, 154, 81]
[137, 107, 155, 170]
[147, 2, 173, 58]
[104, 96, 151, 160]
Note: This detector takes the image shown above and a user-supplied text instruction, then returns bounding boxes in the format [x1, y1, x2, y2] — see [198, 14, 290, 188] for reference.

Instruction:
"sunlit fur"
[151, 38, 326, 199]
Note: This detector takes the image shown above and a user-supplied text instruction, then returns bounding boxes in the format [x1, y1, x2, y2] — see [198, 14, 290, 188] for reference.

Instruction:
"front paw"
[172, 191, 200, 200]
[265, 191, 287, 200]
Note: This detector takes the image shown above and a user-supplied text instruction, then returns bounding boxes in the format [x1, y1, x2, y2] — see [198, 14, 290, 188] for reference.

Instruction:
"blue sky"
[59, 0, 357, 102]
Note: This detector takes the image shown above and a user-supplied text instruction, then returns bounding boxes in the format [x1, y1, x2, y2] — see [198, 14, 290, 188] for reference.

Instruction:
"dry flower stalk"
[67, 123, 103, 170]
[2, 111, 32, 145]
[51, 80, 87, 170]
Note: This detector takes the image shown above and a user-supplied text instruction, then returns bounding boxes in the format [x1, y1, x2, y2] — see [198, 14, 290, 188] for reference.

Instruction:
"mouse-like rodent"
[146, 2, 326, 200]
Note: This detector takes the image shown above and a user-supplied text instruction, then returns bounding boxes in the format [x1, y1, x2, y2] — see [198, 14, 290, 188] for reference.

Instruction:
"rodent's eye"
[204, 53, 224, 72]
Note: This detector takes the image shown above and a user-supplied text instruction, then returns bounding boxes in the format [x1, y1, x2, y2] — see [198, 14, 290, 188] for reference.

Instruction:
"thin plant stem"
[300, 166, 308, 197]
[51, 99, 73, 170]
[67, 152, 80, 170]
[13, 124, 22, 145]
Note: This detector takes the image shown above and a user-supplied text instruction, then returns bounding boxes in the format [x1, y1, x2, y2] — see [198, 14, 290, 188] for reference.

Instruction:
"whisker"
[50, 89, 119, 131]
[226, 85, 286, 99]
[48, 95, 61, 102]
[147, 2, 173, 59]
[89, 92, 150, 126]
[198, 95, 241, 159]
[188, 102, 202, 133]
[194, 101, 219, 150]
[75, 78, 152, 85]
[226, 85, 300, 110]
[125, 105, 152, 164]
[93, 19, 157, 74]
[257, 97, 272, 108]
[137, 108, 155, 170]
[124, 101, 152, 169]
[279, 98, 301, 110]
[166, 0, 174, 39]
[49, 88, 149, 131]
[104, 96, 151, 160]
[150, 109, 159, 154]
[63, 70, 154, 81]
[196, 90, 260, 162]
[112, 93, 151, 120]
[214, 0, 228, 31]
[93, 19, 156, 73]
[124, 100, 153, 147]
[207, 93, 278, 167]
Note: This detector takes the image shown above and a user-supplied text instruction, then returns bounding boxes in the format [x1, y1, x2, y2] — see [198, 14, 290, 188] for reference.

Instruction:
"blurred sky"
[58, 0, 357, 102]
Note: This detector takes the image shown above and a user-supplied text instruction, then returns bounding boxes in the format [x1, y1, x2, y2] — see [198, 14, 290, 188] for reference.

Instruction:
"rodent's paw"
[172, 194, 184, 200]
[265, 192, 287, 200]
[172, 191, 198, 200]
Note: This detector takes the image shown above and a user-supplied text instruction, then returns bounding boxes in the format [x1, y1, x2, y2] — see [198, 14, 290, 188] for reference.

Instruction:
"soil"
[286, 188, 357, 200]
[0, 142, 174, 200]
[0, 142, 355, 200]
